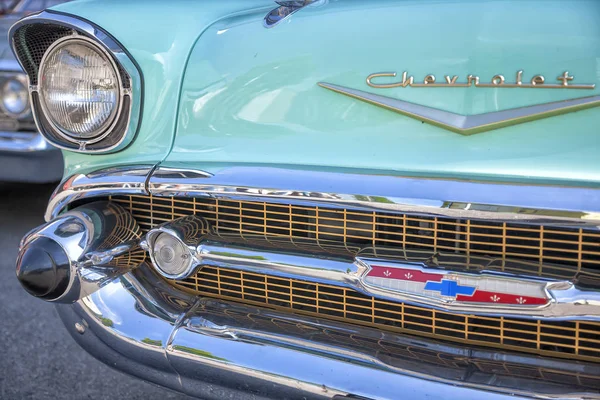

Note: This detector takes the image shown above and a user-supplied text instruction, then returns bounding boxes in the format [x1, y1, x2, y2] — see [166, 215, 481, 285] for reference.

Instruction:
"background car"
[0, 0, 66, 183]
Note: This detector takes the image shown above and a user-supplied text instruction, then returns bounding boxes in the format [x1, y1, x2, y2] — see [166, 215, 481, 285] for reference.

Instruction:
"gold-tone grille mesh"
[96, 202, 146, 268]
[112, 195, 600, 280]
[96, 202, 142, 251]
[175, 266, 600, 363]
[110, 247, 147, 269]
[109, 195, 600, 362]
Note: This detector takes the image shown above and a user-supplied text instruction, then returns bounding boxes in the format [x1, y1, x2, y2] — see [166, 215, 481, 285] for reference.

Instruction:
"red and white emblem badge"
[358, 259, 550, 307]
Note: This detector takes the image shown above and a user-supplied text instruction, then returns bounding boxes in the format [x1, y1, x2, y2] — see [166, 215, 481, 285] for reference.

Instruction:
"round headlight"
[152, 233, 193, 277]
[1, 77, 29, 116]
[38, 38, 121, 140]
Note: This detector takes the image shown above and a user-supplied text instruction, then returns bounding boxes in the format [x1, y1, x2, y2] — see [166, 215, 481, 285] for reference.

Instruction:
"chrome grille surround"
[48, 166, 600, 362]
[112, 204, 600, 363]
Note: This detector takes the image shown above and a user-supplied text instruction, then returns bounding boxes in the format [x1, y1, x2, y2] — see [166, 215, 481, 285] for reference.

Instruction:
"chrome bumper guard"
[57, 265, 600, 400]
[0, 131, 62, 182]
[0, 131, 54, 153]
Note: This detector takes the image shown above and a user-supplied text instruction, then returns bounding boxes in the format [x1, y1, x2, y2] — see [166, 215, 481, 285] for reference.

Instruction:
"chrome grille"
[112, 195, 600, 280]
[110, 194, 600, 362]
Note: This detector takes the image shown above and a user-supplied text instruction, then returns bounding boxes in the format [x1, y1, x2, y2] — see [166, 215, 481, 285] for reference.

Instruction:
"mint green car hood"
[166, 0, 600, 186]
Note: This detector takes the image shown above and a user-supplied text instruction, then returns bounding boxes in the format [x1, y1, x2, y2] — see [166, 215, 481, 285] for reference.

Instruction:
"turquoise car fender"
[50, 0, 275, 178]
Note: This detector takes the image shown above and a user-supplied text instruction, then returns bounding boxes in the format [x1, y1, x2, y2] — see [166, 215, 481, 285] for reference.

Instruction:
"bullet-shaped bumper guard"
[55, 265, 598, 400]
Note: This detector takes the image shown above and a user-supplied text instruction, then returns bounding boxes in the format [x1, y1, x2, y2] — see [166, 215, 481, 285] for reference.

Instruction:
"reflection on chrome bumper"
[0, 131, 55, 152]
[0, 131, 62, 182]
[57, 265, 600, 400]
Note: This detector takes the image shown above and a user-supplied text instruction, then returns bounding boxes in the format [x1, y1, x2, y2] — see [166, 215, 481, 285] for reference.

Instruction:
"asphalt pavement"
[0, 183, 190, 400]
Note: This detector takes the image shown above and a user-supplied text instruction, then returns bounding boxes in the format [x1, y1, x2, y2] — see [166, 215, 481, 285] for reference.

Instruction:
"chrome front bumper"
[0, 131, 62, 182]
[55, 265, 599, 400]
[19, 166, 600, 399]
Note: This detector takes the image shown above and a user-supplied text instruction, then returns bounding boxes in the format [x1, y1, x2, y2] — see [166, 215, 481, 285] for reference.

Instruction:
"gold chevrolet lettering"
[491, 75, 505, 85]
[424, 74, 436, 84]
[467, 75, 479, 86]
[400, 71, 414, 87]
[366, 70, 595, 89]
[557, 71, 574, 86]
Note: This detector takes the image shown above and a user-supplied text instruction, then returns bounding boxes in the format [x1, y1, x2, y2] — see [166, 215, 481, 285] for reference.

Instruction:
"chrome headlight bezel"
[37, 35, 125, 145]
[9, 12, 142, 154]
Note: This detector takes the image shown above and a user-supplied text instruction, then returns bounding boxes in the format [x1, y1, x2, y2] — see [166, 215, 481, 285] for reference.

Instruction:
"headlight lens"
[1, 77, 29, 116]
[39, 39, 120, 140]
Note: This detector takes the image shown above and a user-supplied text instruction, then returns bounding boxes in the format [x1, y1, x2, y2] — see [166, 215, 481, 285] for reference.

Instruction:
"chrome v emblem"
[318, 82, 600, 135]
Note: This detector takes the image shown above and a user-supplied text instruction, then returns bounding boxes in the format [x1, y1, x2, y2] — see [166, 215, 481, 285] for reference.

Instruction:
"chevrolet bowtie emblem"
[362, 263, 551, 306]
[318, 82, 600, 135]
[424, 280, 476, 297]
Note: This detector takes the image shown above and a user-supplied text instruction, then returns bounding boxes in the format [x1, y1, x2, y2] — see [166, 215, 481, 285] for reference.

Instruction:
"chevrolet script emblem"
[319, 70, 600, 135]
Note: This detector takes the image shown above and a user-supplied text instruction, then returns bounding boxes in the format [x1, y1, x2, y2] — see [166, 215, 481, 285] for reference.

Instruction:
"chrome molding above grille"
[46, 165, 152, 221]
[149, 166, 600, 227]
[47, 164, 600, 228]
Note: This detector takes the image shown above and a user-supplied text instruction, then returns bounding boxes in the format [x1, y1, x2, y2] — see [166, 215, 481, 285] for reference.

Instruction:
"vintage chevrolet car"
[0, 0, 66, 183]
[11, 1, 600, 399]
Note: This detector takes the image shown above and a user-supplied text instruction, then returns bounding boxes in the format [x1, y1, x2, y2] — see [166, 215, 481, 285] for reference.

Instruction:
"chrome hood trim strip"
[46, 165, 600, 227]
[319, 82, 600, 135]
[57, 265, 600, 399]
